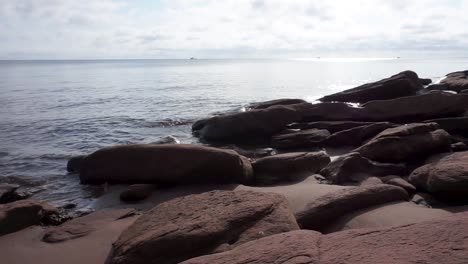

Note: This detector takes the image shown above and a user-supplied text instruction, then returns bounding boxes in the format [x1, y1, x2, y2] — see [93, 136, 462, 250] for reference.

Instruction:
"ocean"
[1, 58, 467, 208]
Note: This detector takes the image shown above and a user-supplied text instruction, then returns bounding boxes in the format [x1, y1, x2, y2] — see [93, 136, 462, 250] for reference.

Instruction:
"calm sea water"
[1, 58, 467, 208]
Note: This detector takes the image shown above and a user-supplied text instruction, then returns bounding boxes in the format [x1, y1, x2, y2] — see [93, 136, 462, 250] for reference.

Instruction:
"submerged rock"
[67, 155, 86, 173]
[0, 199, 57, 236]
[110, 190, 299, 264]
[248, 98, 306, 109]
[192, 105, 300, 141]
[0, 183, 22, 204]
[295, 184, 408, 230]
[271, 128, 330, 149]
[320, 152, 407, 184]
[319, 71, 423, 103]
[356, 124, 451, 163]
[79, 144, 253, 185]
[409, 151, 468, 203]
[252, 152, 330, 185]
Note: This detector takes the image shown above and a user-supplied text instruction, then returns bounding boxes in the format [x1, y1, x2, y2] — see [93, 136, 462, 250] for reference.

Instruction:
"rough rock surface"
[119, 184, 157, 202]
[192, 105, 300, 141]
[183, 213, 468, 264]
[294, 92, 468, 123]
[325, 122, 394, 147]
[356, 124, 451, 162]
[271, 129, 330, 149]
[320, 152, 407, 184]
[252, 152, 330, 185]
[249, 98, 306, 109]
[409, 151, 468, 203]
[110, 190, 299, 264]
[295, 184, 408, 230]
[0, 199, 57, 236]
[288, 121, 376, 133]
[319, 71, 423, 103]
[79, 144, 253, 185]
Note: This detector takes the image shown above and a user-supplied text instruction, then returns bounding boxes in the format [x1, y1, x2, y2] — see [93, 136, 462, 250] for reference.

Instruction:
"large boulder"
[110, 190, 299, 264]
[295, 92, 468, 123]
[425, 116, 468, 134]
[320, 152, 407, 184]
[409, 151, 468, 203]
[271, 129, 330, 149]
[295, 184, 408, 230]
[192, 105, 300, 141]
[319, 71, 423, 103]
[356, 124, 451, 163]
[79, 144, 253, 185]
[248, 98, 306, 109]
[427, 71, 468, 92]
[183, 213, 468, 264]
[288, 120, 376, 133]
[252, 152, 330, 185]
[325, 122, 394, 147]
[0, 199, 57, 236]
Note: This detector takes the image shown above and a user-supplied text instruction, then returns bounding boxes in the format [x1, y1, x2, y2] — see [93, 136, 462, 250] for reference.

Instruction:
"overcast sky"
[1, 0, 468, 59]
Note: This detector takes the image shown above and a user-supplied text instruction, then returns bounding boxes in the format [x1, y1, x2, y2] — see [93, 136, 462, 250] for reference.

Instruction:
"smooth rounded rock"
[79, 144, 253, 185]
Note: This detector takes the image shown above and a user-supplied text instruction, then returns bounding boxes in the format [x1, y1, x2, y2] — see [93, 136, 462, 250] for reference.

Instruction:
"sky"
[1, 0, 468, 59]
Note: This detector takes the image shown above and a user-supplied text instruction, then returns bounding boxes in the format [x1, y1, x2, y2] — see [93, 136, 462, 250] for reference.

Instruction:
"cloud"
[0, 0, 467, 59]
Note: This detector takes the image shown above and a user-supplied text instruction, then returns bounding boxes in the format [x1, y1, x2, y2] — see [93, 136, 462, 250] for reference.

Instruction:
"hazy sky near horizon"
[1, 0, 468, 59]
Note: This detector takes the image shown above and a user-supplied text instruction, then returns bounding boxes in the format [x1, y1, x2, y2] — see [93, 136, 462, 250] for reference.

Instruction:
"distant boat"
[190, 57, 196, 60]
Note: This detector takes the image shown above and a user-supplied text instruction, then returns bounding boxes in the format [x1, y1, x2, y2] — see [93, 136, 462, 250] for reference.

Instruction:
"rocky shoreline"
[1, 70, 468, 263]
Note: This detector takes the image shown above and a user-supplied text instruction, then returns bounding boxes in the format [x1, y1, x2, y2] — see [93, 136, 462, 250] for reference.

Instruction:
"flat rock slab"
[0, 209, 138, 264]
[79, 144, 253, 185]
[192, 105, 300, 141]
[325, 122, 395, 147]
[320, 152, 407, 184]
[296, 184, 408, 231]
[110, 190, 299, 264]
[271, 128, 330, 149]
[356, 124, 451, 163]
[183, 213, 468, 264]
[249, 98, 306, 109]
[319, 70, 423, 103]
[252, 152, 330, 185]
[409, 151, 468, 203]
[322, 201, 454, 233]
[0, 199, 57, 236]
[295, 92, 468, 123]
[288, 120, 377, 133]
